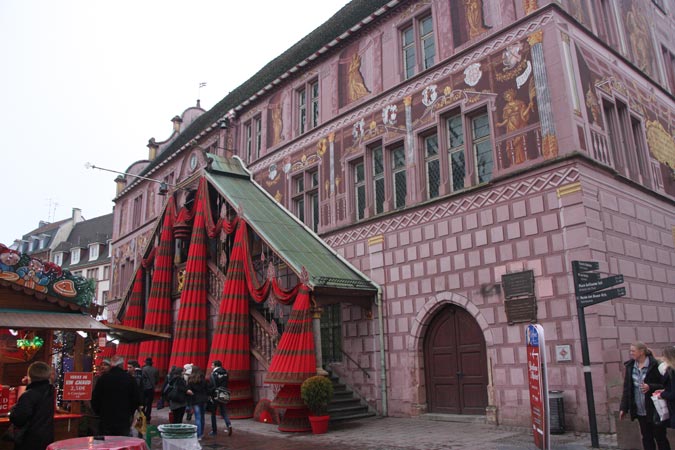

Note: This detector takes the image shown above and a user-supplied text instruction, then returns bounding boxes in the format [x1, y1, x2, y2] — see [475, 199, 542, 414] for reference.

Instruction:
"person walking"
[165, 366, 188, 424]
[208, 360, 232, 437]
[186, 365, 209, 440]
[620, 341, 671, 450]
[9, 361, 54, 450]
[141, 357, 159, 422]
[91, 355, 141, 436]
[656, 346, 675, 428]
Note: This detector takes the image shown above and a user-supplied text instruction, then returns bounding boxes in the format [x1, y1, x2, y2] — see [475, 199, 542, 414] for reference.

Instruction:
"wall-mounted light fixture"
[76, 330, 88, 338]
[85, 162, 174, 196]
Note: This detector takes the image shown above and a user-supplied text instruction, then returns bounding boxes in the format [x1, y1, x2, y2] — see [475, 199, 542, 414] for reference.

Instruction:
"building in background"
[111, 0, 675, 433]
[10, 208, 85, 262]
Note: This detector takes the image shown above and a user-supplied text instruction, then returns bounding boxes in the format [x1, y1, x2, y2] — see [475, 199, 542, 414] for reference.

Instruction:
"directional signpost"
[572, 261, 626, 448]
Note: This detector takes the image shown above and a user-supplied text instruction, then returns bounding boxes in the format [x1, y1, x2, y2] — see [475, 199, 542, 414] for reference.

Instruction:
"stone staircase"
[327, 370, 376, 423]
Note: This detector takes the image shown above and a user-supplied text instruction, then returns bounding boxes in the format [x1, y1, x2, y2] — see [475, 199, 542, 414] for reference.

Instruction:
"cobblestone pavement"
[148, 408, 618, 450]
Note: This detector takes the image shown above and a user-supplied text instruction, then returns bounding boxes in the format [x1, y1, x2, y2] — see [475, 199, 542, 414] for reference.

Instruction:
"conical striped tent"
[208, 219, 254, 418]
[168, 179, 210, 370]
[138, 197, 176, 374]
[115, 268, 144, 363]
[266, 284, 315, 432]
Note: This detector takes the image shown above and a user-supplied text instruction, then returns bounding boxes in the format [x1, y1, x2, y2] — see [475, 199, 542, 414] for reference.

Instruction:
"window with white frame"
[471, 112, 493, 184]
[89, 244, 99, 260]
[401, 14, 435, 79]
[298, 80, 319, 134]
[244, 116, 262, 162]
[71, 248, 81, 265]
[54, 253, 63, 266]
[292, 169, 320, 232]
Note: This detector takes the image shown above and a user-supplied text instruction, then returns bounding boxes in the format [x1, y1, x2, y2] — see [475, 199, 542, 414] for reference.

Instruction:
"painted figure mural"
[464, 0, 488, 39]
[348, 53, 370, 102]
[451, 0, 490, 47]
[623, 1, 653, 76]
[272, 103, 283, 146]
[496, 86, 536, 166]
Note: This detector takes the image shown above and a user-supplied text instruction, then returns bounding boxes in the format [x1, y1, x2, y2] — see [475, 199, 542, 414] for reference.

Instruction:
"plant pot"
[308, 415, 330, 434]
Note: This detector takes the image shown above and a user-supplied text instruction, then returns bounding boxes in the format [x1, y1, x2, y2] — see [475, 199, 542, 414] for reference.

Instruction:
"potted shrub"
[301, 375, 334, 434]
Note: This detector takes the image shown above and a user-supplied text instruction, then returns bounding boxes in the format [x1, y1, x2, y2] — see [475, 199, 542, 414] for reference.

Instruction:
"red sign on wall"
[63, 372, 94, 401]
[0, 386, 9, 413]
[526, 324, 550, 450]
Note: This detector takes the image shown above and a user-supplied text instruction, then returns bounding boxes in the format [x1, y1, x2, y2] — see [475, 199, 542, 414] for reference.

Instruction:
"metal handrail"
[339, 346, 371, 379]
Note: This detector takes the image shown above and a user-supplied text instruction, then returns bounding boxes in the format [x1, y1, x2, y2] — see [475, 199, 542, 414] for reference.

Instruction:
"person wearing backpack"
[165, 366, 188, 424]
[141, 357, 159, 422]
[208, 360, 232, 437]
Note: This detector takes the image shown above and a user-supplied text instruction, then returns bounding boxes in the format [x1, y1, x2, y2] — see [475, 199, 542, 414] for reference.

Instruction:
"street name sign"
[576, 275, 624, 295]
[577, 287, 627, 307]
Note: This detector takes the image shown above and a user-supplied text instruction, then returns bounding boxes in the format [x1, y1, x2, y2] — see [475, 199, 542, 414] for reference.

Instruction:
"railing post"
[312, 305, 328, 375]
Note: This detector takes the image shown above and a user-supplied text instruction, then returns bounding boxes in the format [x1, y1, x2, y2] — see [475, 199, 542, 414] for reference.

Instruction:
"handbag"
[213, 386, 231, 404]
[652, 394, 670, 424]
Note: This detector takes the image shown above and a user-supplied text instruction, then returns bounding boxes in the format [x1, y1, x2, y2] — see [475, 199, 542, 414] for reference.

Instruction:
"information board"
[63, 372, 94, 401]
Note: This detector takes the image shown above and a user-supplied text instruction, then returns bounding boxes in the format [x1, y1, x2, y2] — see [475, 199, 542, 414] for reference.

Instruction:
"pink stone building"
[111, 0, 675, 433]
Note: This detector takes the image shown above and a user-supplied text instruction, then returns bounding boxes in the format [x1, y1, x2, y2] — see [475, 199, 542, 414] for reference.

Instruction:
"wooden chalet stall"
[0, 244, 168, 446]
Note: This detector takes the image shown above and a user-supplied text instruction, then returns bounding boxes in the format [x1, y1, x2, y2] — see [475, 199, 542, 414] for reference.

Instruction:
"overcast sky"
[0, 0, 348, 245]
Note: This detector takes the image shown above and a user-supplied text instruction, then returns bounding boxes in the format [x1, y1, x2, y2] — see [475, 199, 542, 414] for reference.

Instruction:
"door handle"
[456, 371, 464, 378]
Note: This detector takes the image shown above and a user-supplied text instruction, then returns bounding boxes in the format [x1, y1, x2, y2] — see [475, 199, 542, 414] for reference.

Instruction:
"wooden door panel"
[425, 305, 488, 415]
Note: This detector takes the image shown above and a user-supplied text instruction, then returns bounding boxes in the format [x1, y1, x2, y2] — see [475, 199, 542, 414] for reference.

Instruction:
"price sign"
[63, 372, 94, 401]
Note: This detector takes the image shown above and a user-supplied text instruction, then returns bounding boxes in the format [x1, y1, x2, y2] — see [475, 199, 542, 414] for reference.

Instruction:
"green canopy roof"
[204, 154, 377, 300]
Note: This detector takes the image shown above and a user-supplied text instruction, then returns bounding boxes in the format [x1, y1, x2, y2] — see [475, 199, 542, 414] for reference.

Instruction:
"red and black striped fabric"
[168, 179, 210, 370]
[115, 268, 144, 362]
[138, 197, 176, 374]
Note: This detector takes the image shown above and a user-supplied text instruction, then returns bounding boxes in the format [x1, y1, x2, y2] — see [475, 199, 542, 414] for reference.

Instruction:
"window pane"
[311, 171, 319, 187]
[472, 114, 490, 139]
[447, 115, 464, 148]
[420, 16, 433, 35]
[427, 159, 440, 199]
[420, 16, 435, 70]
[451, 150, 465, 191]
[425, 134, 438, 157]
[403, 26, 414, 46]
[296, 177, 304, 193]
[375, 178, 385, 214]
[373, 147, 384, 175]
[394, 171, 407, 209]
[355, 162, 364, 183]
[393, 146, 405, 169]
[404, 48, 416, 79]
[311, 193, 319, 232]
[356, 185, 366, 220]
[475, 140, 493, 183]
[297, 198, 305, 222]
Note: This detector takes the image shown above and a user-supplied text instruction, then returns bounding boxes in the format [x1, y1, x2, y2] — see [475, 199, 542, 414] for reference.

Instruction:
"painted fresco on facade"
[575, 41, 675, 196]
[339, 43, 372, 108]
[619, 0, 656, 79]
[564, 0, 591, 28]
[267, 92, 285, 148]
[451, 0, 491, 47]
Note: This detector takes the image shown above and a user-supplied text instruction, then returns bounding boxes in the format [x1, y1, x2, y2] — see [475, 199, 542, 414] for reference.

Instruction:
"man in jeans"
[141, 357, 159, 422]
[209, 360, 232, 436]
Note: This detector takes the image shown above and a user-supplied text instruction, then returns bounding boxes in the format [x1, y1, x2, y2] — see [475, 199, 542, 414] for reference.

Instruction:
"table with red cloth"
[46, 436, 149, 450]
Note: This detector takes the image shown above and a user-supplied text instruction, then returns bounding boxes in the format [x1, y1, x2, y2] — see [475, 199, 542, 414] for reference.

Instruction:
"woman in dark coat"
[657, 346, 675, 429]
[186, 366, 209, 439]
[9, 361, 54, 450]
[620, 341, 670, 450]
[165, 366, 188, 424]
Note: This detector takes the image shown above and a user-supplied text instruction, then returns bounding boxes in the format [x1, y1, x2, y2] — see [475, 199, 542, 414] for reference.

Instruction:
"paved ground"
[147, 407, 618, 450]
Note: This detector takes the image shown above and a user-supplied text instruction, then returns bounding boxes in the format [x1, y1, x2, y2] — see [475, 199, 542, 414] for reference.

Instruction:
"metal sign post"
[572, 261, 626, 449]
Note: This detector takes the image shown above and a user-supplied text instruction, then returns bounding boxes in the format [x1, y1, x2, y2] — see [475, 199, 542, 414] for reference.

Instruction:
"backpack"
[211, 367, 228, 388]
[164, 378, 185, 403]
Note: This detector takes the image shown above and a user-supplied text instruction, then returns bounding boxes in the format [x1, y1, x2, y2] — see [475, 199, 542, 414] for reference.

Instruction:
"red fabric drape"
[95, 345, 117, 368]
[201, 181, 239, 238]
[168, 179, 210, 370]
[138, 198, 176, 374]
[115, 269, 144, 362]
[265, 284, 315, 384]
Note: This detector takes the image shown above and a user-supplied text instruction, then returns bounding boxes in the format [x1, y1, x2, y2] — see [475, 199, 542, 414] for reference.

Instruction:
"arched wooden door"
[424, 305, 488, 414]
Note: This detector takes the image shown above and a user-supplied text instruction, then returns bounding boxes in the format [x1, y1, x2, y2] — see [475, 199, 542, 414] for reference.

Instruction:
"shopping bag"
[133, 409, 147, 435]
[652, 394, 670, 424]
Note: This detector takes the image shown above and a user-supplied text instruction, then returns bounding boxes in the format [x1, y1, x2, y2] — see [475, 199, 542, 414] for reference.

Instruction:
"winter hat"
[183, 363, 193, 375]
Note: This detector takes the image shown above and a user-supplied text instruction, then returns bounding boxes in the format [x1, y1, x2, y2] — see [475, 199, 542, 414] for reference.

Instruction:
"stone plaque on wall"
[505, 296, 537, 325]
[502, 270, 535, 299]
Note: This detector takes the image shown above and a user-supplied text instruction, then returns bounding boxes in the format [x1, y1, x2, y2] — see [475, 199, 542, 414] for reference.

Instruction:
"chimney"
[115, 175, 127, 195]
[72, 208, 82, 223]
[38, 220, 49, 228]
[147, 138, 158, 161]
[172, 115, 183, 133]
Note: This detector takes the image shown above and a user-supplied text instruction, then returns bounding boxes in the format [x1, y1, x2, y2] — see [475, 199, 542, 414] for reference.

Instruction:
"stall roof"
[105, 323, 171, 344]
[0, 310, 109, 331]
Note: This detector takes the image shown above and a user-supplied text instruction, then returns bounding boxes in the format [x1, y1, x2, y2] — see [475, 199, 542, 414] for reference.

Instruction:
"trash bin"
[157, 424, 200, 450]
[549, 390, 565, 434]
